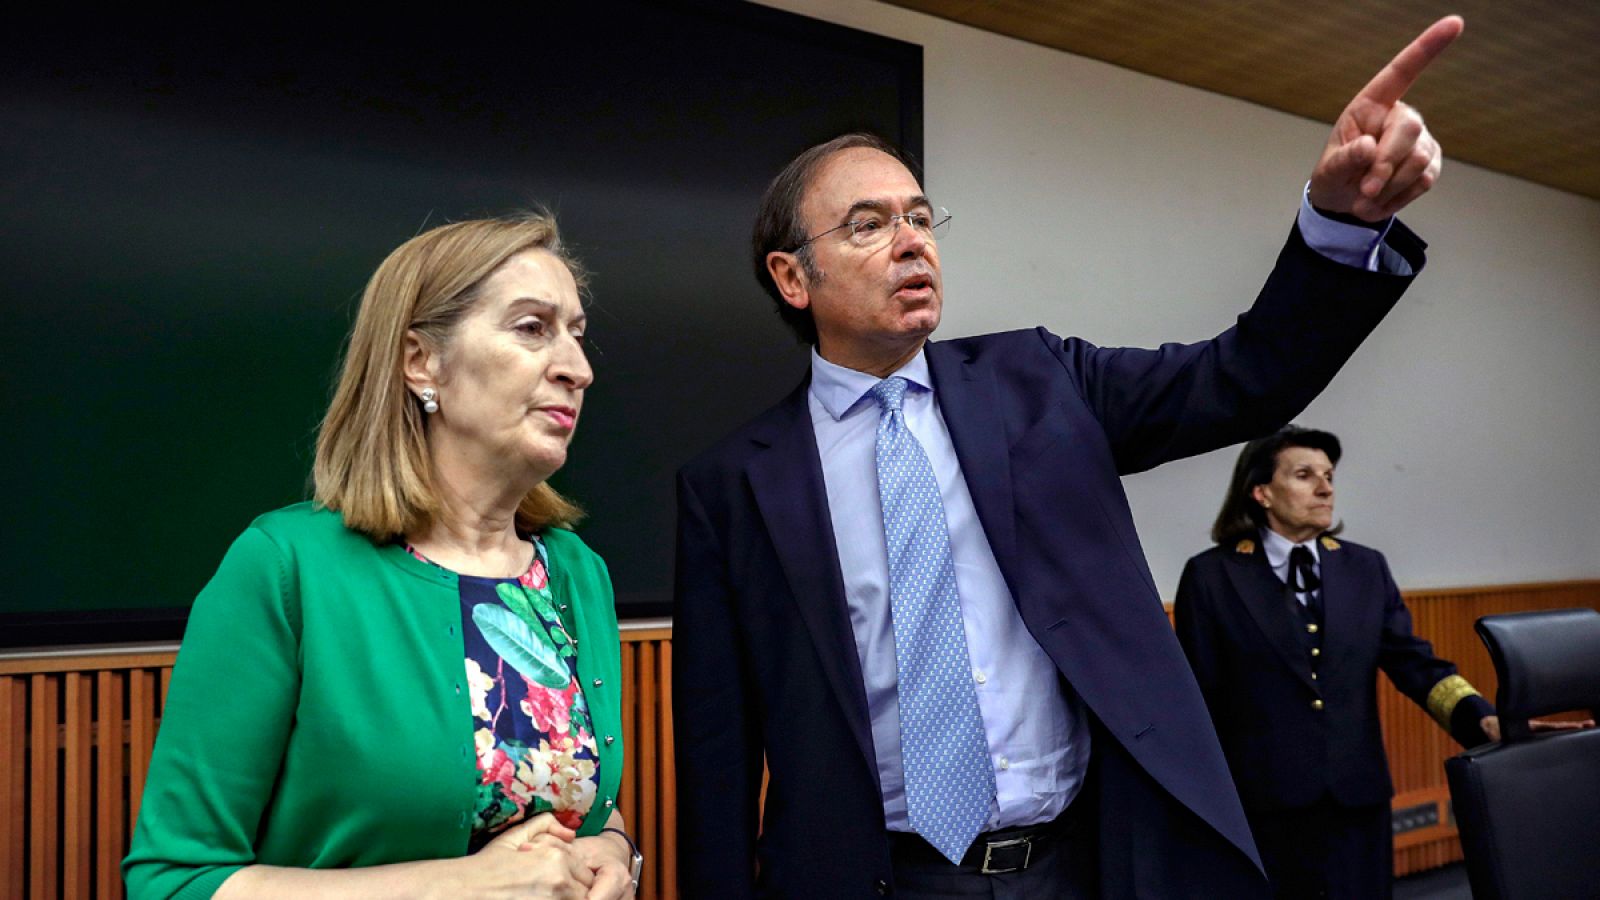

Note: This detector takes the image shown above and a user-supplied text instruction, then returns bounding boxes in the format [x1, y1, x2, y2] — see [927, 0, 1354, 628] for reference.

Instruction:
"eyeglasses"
[788, 207, 952, 252]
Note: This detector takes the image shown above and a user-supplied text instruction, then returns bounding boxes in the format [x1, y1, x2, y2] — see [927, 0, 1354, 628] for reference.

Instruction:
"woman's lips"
[541, 406, 577, 430]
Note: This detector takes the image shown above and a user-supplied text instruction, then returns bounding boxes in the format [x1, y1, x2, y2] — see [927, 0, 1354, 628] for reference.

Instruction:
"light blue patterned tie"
[868, 376, 995, 864]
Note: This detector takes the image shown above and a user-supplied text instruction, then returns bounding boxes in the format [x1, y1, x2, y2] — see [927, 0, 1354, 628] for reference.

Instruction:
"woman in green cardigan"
[125, 215, 639, 899]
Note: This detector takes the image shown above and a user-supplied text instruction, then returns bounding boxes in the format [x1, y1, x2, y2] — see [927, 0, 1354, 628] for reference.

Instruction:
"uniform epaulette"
[1235, 539, 1255, 554]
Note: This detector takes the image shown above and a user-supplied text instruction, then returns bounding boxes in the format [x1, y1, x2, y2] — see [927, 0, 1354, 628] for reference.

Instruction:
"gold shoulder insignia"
[1235, 539, 1255, 554]
[1320, 536, 1341, 551]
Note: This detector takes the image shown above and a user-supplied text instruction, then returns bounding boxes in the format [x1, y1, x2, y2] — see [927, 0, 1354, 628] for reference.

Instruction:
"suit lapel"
[926, 342, 1018, 570]
[744, 380, 876, 773]
[1223, 546, 1317, 689]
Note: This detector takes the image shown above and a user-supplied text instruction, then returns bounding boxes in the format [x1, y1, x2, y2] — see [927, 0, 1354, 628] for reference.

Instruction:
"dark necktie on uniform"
[1289, 544, 1322, 612]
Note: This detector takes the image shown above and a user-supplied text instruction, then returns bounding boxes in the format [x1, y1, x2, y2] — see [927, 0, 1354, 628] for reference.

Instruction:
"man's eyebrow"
[843, 194, 933, 220]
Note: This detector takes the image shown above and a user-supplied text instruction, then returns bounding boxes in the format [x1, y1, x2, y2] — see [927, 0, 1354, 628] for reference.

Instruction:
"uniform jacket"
[672, 223, 1426, 898]
[1173, 535, 1491, 813]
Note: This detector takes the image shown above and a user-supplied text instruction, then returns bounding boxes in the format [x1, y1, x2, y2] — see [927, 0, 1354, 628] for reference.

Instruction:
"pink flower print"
[481, 746, 519, 795]
[554, 808, 585, 831]
[533, 737, 598, 824]
[521, 676, 575, 735]
[520, 557, 549, 591]
[515, 754, 554, 796]
[552, 754, 597, 811]
[506, 775, 536, 817]
[507, 753, 556, 822]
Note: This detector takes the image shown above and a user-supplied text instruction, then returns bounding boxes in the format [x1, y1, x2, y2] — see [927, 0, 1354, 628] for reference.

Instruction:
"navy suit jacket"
[672, 223, 1426, 898]
[1173, 536, 1492, 814]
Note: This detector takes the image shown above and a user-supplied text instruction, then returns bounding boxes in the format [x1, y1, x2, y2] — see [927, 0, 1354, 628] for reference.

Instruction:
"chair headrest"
[1476, 608, 1600, 740]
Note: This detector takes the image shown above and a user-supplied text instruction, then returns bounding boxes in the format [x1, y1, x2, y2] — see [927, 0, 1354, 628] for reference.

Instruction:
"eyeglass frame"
[783, 203, 952, 253]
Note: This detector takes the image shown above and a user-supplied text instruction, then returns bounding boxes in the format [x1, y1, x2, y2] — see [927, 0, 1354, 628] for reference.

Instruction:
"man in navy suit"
[674, 18, 1463, 898]
[1174, 427, 1496, 897]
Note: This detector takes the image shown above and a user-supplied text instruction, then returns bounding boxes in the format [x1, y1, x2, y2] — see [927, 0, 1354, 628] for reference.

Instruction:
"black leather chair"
[1445, 607, 1600, 900]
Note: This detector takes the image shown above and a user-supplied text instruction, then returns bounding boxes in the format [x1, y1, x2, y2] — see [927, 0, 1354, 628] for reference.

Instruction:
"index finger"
[1355, 15, 1463, 108]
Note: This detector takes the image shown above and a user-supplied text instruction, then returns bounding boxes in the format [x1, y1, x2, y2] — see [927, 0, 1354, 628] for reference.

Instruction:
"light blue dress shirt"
[1297, 184, 1413, 275]
[808, 200, 1403, 832]
[810, 351, 1089, 833]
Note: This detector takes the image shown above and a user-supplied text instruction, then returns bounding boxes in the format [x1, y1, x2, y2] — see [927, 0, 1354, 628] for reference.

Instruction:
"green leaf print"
[517, 579, 563, 625]
[472, 603, 568, 689]
[495, 583, 539, 626]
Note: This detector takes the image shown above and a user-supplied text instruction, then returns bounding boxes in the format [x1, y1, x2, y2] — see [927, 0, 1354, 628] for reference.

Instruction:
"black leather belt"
[888, 801, 1085, 875]
[969, 831, 1038, 874]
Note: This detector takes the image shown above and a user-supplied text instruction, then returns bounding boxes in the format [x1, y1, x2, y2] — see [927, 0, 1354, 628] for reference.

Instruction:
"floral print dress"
[409, 537, 601, 848]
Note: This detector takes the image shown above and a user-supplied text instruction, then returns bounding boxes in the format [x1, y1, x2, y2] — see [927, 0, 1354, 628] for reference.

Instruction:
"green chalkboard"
[1, 3, 922, 645]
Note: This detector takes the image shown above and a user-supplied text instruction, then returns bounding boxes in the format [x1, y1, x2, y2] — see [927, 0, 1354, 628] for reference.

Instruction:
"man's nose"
[892, 220, 930, 258]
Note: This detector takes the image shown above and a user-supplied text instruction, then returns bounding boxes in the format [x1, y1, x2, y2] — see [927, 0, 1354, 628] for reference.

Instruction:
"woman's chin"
[519, 443, 570, 483]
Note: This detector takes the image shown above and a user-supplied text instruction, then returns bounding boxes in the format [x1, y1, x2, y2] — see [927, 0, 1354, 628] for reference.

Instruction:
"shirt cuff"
[1297, 183, 1413, 276]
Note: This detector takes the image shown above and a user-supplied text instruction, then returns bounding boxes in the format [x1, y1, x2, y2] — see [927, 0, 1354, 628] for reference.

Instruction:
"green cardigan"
[123, 503, 624, 900]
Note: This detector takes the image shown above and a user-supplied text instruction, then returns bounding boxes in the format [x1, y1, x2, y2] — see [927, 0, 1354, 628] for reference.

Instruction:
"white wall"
[756, 0, 1600, 597]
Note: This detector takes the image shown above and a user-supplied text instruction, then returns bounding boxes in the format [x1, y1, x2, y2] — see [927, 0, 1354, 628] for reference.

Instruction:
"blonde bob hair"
[314, 213, 586, 540]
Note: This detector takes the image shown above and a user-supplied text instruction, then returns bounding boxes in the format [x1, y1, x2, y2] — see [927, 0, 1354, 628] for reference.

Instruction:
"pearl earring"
[420, 387, 439, 414]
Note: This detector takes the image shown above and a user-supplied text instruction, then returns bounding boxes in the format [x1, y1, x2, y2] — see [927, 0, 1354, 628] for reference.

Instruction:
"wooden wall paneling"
[638, 641, 659, 900]
[1378, 583, 1600, 876]
[0, 651, 176, 678]
[2, 654, 177, 898]
[658, 640, 676, 899]
[97, 670, 125, 900]
[619, 640, 637, 854]
[618, 626, 673, 900]
[127, 668, 157, 827]
[29, 674, 59, 900]
[1381, 590, 1473, 874]
[62, 672, 92, 899]
[2, 676, 26, 898]
[0, 582, 1592, 895]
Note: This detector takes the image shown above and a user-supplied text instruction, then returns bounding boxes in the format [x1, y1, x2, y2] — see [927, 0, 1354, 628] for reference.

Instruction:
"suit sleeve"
[1046, 222, 1426, 475]
[672, 471, 763, 899]
[1371, 553, 1494, 748]
[122, 527, 300, 899]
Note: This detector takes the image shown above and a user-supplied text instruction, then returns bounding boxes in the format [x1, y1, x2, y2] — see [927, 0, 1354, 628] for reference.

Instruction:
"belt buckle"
[980, 835, 1032, 874]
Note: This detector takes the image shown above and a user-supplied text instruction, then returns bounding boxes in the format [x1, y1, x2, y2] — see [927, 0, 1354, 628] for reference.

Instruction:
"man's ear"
[402, 330, 440, 396]
[767, 251, 811, 312]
